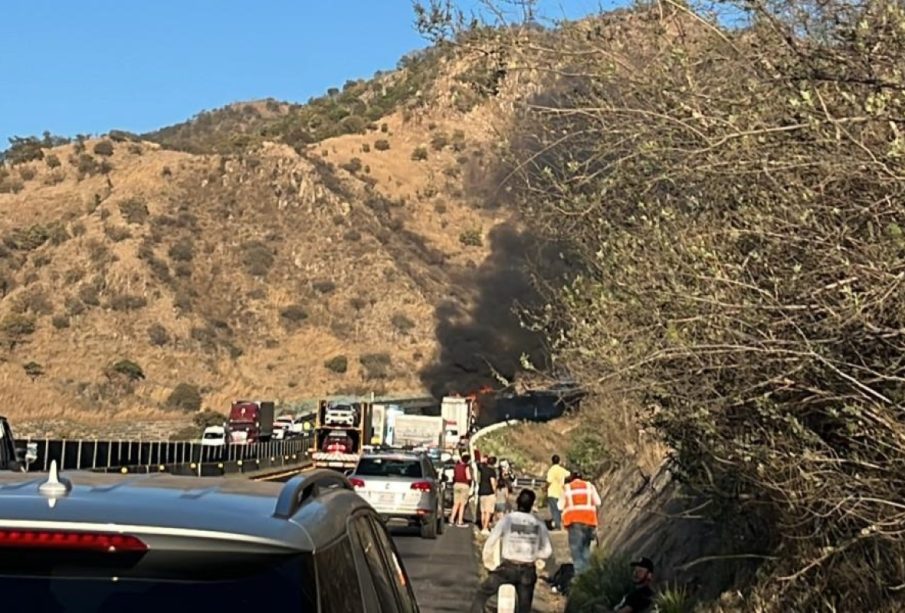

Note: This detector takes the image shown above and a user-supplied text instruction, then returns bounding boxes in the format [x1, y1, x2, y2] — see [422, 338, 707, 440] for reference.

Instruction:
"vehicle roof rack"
[272, 470, 353, 519]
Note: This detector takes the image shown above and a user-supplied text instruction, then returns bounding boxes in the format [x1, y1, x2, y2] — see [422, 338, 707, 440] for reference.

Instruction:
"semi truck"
[441, 396, 474, 449]
[310, 400, 373, 470]
[391, 414, 445, 450]
[227, 400, 275, 445]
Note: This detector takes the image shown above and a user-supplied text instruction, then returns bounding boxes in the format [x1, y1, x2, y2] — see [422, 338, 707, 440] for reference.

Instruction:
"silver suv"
[0, 464, 419, 612]
[349, 451, 445, 540]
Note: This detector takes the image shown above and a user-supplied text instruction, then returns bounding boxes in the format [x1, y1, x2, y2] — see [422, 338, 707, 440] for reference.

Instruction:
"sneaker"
[456, 523, 468, 528]
[481, 529, 490, 536]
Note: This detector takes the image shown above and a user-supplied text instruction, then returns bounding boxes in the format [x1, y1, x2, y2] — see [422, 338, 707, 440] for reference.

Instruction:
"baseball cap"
[630, 557, 654, 573]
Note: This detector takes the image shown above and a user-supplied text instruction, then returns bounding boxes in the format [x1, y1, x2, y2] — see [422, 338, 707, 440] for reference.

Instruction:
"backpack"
[549, 562, 575, 596]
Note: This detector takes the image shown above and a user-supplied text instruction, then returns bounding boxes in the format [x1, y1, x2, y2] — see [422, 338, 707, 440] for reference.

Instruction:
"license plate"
[377, 493, 397, 505]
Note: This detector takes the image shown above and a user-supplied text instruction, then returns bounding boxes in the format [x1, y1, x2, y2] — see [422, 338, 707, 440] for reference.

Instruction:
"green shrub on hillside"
[23, 361, 44, 382]
[104, 225, 132, 242]
[47, 221, 70, 245]
[119, 198, 149, 224]
[14, 288, 53, 315]
[280, 304, 308, 327]
[93, 141, 115, 156]
[75, 154, 98, 177]
[241, 240, 274, 276]
[107, 293, 147, 311]
[0, 313, 36, 349]
[374, 139, 391, 151]
[108, 130, 139, 142]
[313, 280, 336, 294]
[340, 115, 366, 134]
[3, 136, 44, 165]
[359, 353, 391, 380]
[168, 238, 194, 262]
[65, 296, 85, 316]
[107, 359, 145, 382]
[324, 355, 348, 374]
[4, 224, 50, 251]
[451, 129, 467, 151]
[146, 323, 169, 346]
[411, 146, 429, 161]
[31, 253, 51, 268]
[167, 383, 201, 412]
[51, 314, 70, 330]
[391, 313, 415, 334]
[458, 228, 482, 247]
[341, 157, 363, 173]
[430, 132, 449, 150]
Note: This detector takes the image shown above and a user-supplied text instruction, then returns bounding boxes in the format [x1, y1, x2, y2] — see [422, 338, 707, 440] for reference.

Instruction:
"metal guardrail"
[15, 435, 313, 475]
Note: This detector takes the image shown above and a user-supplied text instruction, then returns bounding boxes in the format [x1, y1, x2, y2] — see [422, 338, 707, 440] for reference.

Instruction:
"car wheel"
[420, 514, 438, 540]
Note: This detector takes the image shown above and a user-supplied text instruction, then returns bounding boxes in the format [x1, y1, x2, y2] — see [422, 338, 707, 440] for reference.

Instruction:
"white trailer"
[392, 414, 445, 449]
[441, 397, 472, 440]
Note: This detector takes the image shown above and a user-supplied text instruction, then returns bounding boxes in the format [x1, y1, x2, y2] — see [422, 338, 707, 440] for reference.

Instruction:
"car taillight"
[411, 481, 433, 492]
[349, 477, 365, 489]
[0, 529, 147, 553]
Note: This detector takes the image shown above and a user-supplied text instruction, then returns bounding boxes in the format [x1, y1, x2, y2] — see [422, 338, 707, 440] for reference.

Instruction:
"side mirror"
[25, 443, 38, 463]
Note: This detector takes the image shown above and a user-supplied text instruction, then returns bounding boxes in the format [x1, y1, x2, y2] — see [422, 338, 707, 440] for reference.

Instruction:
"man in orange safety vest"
[558, 470, 601, 574]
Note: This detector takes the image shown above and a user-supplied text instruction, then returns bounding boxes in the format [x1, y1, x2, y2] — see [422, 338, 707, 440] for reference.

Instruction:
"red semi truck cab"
[227, 401, 275, 445]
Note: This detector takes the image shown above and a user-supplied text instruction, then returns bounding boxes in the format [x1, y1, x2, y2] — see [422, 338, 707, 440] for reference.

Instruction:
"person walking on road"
[559, 470, 601, 574]
[451, 453, 472, 527]
[494, 458, 514, 522]
[477, 455, 498, 534]
[546, 455, 570, 530]
[470, 489, 553, 613]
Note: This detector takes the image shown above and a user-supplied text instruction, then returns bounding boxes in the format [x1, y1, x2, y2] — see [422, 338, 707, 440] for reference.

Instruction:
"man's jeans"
[568, 523, 596, 574]
[470, 560, 537, 613]
[547, 496, 562, 529]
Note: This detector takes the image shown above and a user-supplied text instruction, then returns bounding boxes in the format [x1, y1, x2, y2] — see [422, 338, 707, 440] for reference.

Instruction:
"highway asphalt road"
[390, 522, 481, 613]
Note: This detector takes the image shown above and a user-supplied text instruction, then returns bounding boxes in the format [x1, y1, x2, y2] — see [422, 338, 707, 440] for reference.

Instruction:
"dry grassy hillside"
[0, 117, 515, 433]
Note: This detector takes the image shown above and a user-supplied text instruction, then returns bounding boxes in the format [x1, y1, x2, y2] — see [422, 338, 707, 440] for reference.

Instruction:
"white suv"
[325, 405, 356, 427]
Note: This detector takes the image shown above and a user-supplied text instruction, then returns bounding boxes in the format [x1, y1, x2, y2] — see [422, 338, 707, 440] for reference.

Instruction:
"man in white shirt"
[470, 489, 553, 613]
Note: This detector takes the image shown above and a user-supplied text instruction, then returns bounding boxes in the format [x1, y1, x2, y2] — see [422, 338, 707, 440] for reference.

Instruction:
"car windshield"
[0, 553, 317, 611]
[202, 432, 222, 439]
[356, 457, 422, 478]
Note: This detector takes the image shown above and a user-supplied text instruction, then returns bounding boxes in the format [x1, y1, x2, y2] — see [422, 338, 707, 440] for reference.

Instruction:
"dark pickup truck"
[0, 416, 36, 471]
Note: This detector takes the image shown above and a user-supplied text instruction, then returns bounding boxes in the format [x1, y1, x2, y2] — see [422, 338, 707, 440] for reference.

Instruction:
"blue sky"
[0, 1, 606, 147]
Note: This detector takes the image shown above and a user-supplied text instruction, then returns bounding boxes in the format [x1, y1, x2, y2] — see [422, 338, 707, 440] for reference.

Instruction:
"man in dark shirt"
[613, 557, 655, 613]
[477, 456, 498, 534]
